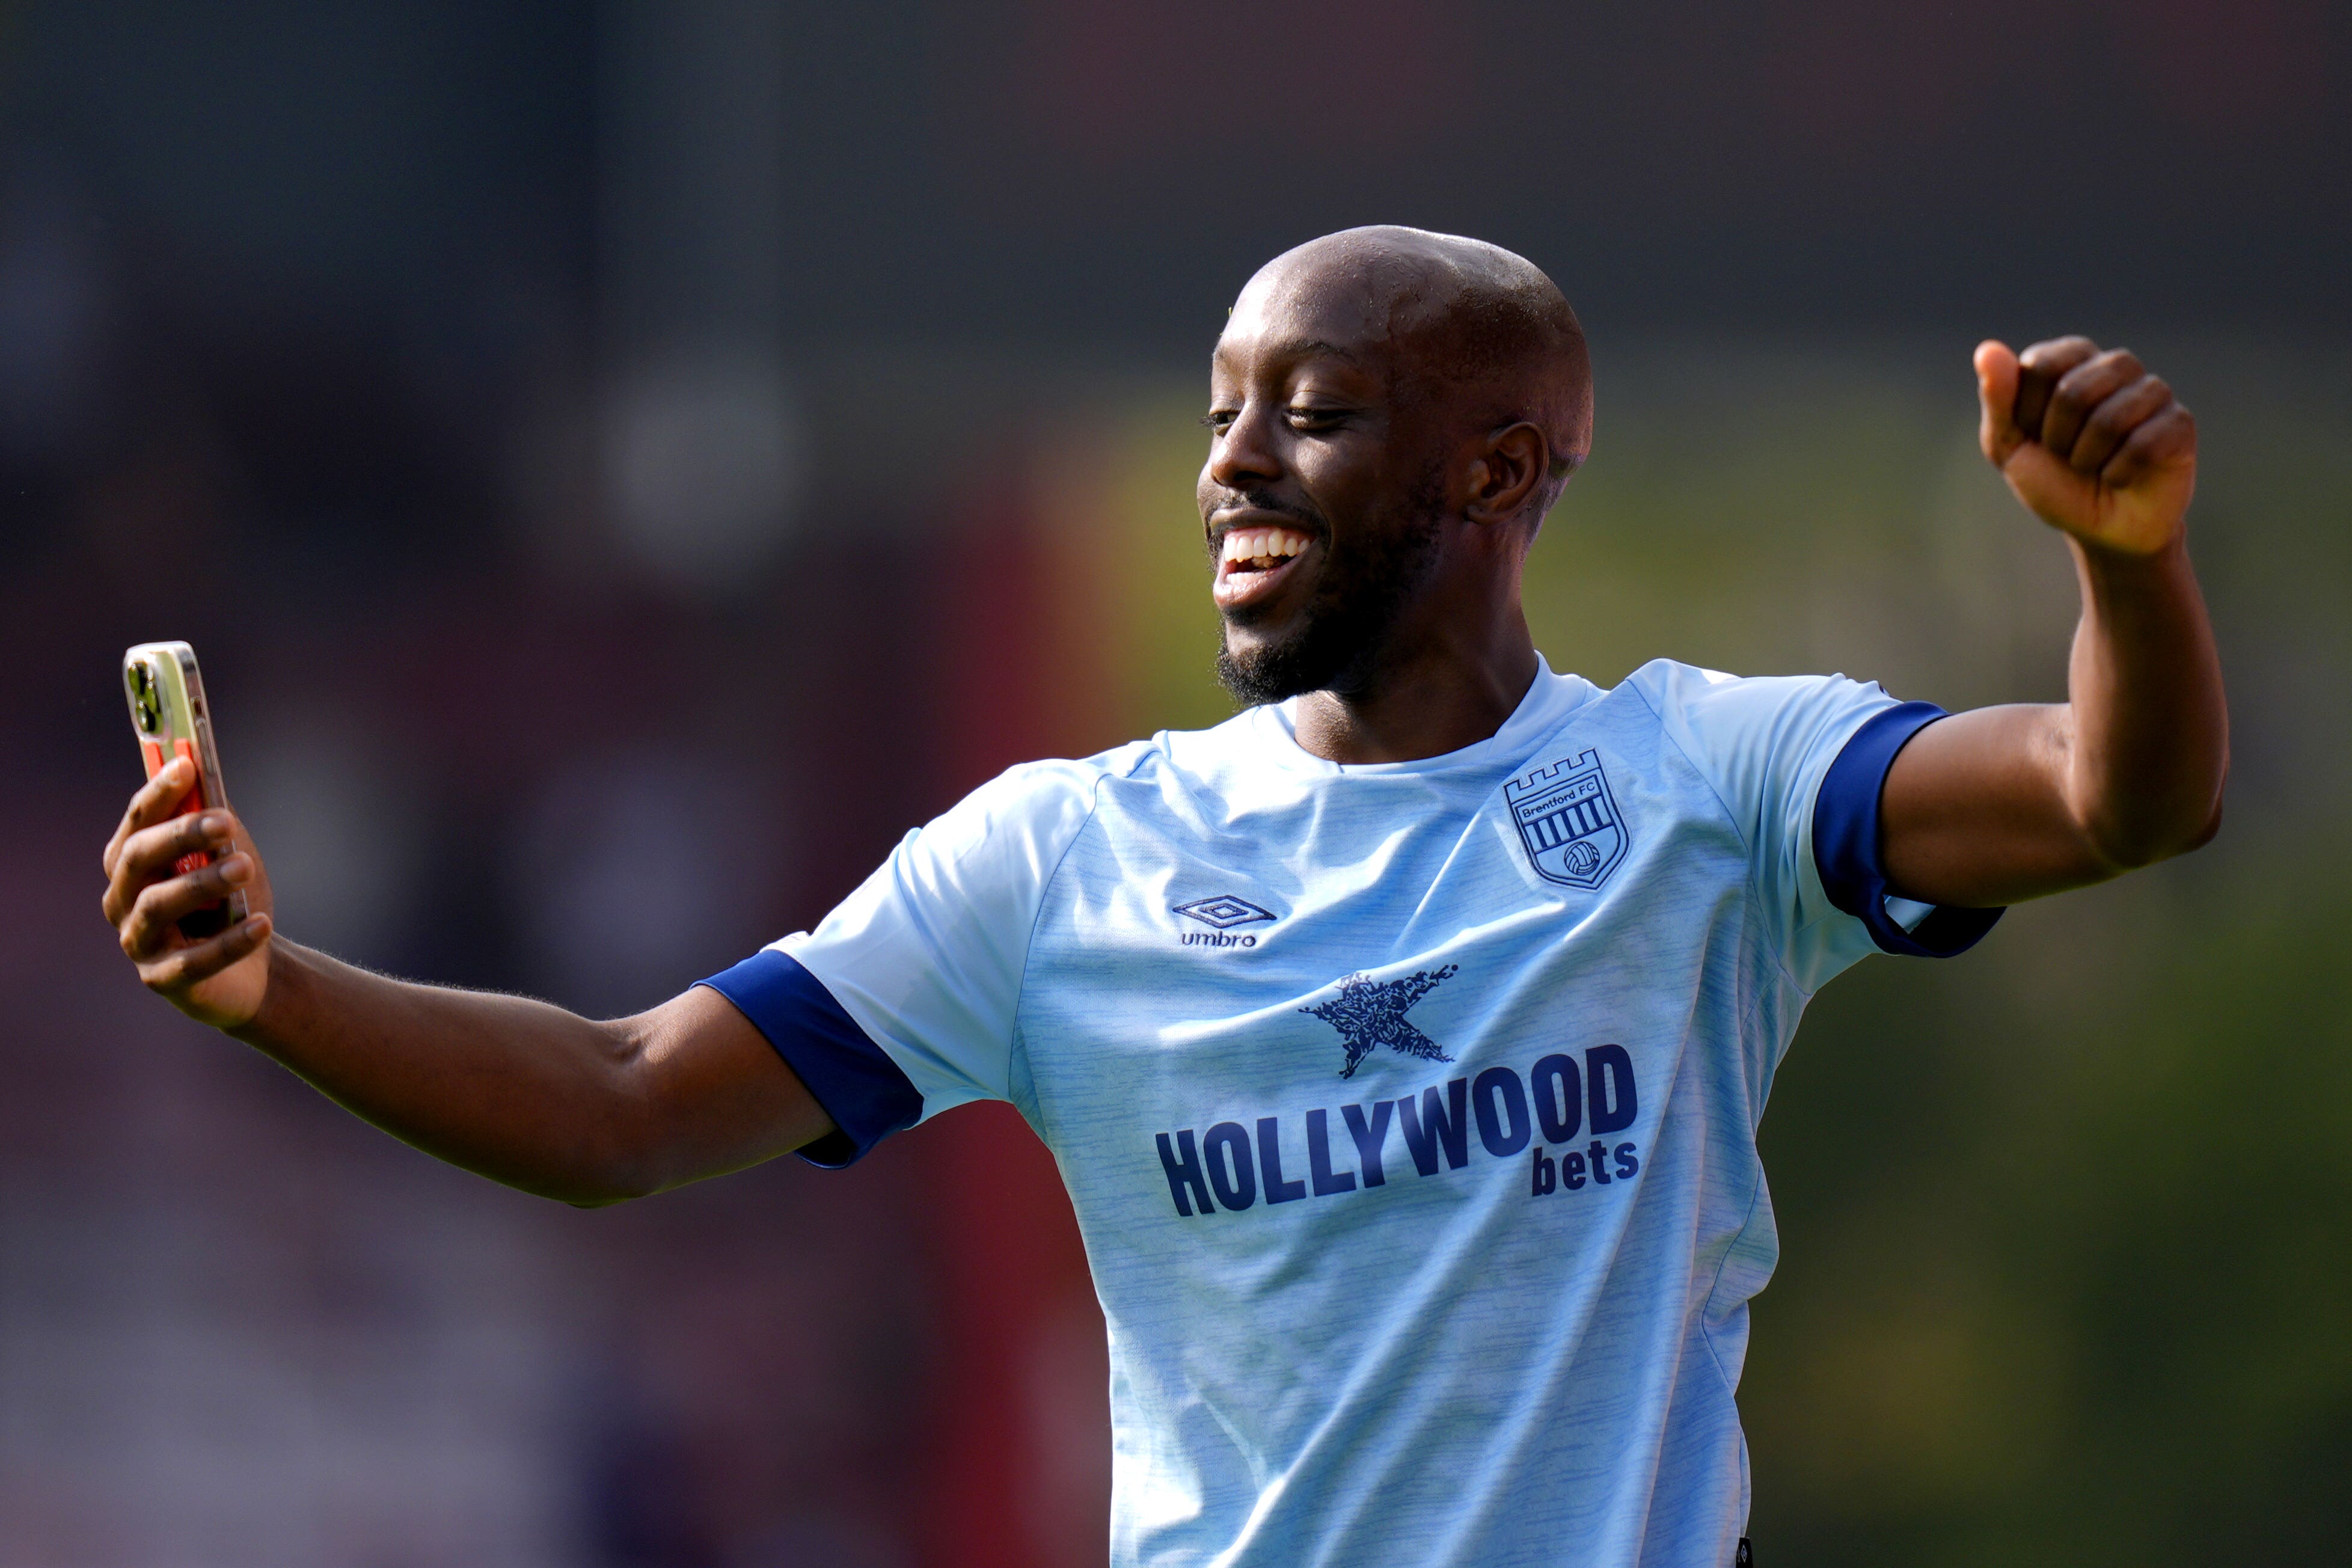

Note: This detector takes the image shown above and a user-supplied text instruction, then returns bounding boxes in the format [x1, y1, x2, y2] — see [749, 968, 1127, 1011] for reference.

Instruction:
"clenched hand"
[101, 755, 275, 1029]
[1975, 335, 2197, 556]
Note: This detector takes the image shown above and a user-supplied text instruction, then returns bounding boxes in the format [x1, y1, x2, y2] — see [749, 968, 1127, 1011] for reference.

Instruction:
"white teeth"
[1220, 526, 1308, 566]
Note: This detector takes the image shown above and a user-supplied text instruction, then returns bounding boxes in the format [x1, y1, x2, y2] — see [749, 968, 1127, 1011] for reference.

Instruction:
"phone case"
[123, 641, 248, 938]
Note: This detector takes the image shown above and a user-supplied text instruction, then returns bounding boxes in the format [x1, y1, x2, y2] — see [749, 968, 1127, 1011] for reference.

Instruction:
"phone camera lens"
[129, 663, 162, 734]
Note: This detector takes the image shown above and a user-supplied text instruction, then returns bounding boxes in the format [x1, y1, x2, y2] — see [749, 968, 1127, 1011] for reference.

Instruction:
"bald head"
[1237, 225, 1592, 506]
[1202, 228, 1590, 720]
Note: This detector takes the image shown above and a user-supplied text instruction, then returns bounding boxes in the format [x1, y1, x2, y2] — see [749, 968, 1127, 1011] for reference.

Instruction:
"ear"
[1462, 422, 1549, 528]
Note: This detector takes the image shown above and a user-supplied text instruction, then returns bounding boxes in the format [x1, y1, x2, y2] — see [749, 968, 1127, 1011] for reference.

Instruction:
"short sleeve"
[697, 759, 1106, 1166]
[1810, 703, 2004, 963]
[1626, 660, 1999, 992]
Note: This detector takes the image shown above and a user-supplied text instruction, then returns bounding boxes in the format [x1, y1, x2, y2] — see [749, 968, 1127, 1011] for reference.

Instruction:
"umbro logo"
[1172, 895, 1275, 949]
[1173, 895, 1275, 930]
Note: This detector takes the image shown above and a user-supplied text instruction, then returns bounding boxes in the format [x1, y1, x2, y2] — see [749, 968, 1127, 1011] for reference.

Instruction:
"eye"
[1201, 409, 1237, 434]
[1285, 406, 1349, 432]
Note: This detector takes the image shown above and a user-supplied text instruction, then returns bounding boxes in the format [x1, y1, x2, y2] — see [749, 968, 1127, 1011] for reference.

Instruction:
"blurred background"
[1, 2, 2347, 1563]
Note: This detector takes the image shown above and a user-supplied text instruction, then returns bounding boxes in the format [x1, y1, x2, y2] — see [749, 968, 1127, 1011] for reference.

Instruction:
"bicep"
[624, 984, 839, 1193]
[1879, 702, 2115, 907]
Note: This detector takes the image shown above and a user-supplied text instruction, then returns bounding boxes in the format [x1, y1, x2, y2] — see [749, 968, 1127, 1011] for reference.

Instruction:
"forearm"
[105, 747, 827, 1196]
[228, 942, 665, 1204]
[2058, 532, 2228, 868]
[1881, 537, 2226, 907]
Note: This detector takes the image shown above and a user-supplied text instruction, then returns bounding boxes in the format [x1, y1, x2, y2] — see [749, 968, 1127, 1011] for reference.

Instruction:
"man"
[103, 227, 2226, 1564]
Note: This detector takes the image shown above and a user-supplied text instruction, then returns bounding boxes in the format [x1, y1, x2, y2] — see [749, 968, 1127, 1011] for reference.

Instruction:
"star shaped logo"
[1300, 965, 1462, 1079]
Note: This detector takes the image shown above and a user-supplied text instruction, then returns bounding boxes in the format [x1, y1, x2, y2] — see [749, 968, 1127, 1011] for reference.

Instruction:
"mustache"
[1204, 489, 1330, 536]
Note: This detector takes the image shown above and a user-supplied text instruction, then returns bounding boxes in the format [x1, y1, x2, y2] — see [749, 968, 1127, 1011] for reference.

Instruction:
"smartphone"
[123, 640, 248, 939]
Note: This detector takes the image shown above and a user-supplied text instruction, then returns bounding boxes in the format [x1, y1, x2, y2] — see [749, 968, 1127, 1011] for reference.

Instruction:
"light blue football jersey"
[702, 657, 1998, 1567]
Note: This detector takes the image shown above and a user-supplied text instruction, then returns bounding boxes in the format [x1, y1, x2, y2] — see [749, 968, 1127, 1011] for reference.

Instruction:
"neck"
[1290, 609, 1540, 765]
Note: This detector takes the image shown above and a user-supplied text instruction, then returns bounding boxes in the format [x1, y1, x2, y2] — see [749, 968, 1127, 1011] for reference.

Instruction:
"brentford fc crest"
[1505, 749, 1629, 891]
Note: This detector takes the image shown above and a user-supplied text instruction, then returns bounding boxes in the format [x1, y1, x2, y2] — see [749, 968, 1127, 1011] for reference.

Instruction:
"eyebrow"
[1210, 336, 1367, 374]
[1271, 337, 1361, 363]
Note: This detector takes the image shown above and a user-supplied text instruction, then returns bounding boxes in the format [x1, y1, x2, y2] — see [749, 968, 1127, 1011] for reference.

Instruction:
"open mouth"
[1213, 524, 1318, 610]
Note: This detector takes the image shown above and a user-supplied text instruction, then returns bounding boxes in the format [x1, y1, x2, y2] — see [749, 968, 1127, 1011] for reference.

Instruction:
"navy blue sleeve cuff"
[1813, 702, 2005, 958]
[695, 949, 923, 1168]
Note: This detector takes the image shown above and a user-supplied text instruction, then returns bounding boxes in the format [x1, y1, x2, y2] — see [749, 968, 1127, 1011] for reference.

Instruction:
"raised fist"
[1975, 336, 2196, 556]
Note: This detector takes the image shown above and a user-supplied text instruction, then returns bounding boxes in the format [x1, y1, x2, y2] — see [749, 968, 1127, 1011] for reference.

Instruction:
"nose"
[1207, 399, 1282, 491]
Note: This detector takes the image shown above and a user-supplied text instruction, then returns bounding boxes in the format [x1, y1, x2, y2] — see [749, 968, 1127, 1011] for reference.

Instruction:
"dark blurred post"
[598, 0, 801, 593]
[919, 495, 1115, 1567]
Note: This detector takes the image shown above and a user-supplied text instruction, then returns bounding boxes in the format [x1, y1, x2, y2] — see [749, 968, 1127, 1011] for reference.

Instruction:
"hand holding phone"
[122, 643, 245, 936]
[105, 643, 275, 1028]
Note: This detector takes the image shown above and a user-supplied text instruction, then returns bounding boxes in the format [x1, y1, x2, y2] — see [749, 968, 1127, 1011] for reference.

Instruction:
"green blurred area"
[1080, 340, 2352, 1564]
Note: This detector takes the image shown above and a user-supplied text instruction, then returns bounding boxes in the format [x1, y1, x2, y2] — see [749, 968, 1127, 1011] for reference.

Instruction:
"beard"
[1214, 473, 1446, 706]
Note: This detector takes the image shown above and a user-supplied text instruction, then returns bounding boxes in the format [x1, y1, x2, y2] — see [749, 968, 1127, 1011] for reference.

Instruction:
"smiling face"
[1200, 257, 1456, 703]
[1198, 228, 1592, 709]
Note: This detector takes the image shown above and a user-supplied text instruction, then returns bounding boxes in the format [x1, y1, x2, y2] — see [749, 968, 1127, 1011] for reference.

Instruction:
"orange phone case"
[123, 642, 246, 938]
